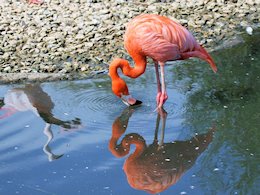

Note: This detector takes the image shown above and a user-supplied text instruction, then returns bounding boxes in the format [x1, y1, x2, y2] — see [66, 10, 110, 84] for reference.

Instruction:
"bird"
[27, 0, 44, 4]
[109, 14, 217, 108]
[109, 107, 216, 194]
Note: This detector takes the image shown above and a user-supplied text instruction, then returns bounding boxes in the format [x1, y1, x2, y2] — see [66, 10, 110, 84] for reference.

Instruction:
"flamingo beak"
[121, 95, 142, 106]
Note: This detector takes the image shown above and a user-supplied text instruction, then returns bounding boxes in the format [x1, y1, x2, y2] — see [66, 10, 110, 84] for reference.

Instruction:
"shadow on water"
[0, 32, 259, 194]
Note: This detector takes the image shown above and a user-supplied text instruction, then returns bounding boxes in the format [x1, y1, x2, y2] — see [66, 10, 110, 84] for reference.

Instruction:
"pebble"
[0, 0, 259, 82]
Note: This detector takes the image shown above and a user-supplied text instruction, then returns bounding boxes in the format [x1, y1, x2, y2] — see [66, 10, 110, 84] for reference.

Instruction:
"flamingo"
[109, 14, 217, 108]
[27, 0, 44, 4]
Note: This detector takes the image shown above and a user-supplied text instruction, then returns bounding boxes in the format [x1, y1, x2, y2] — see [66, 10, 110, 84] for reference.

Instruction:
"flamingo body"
[109, 14, 217, 107]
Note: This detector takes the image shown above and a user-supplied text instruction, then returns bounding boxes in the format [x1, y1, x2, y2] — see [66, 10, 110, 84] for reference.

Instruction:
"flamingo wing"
[140, 31, 181, 62]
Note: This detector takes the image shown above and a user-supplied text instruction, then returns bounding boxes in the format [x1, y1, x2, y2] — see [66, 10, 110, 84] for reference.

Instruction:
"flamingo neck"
[109, 56, 147, 80]
[109, 133, 146, 159]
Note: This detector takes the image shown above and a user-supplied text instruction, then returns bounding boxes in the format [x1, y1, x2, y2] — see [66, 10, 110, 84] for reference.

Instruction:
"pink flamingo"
[27, 0, 44, 4]
[109, 14, 217, 108]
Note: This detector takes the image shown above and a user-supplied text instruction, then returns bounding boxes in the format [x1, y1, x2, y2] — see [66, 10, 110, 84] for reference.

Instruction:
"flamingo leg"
[157, 62, 168, 108]
[154, 60, 162, 105]
[158, 107, 167, 148]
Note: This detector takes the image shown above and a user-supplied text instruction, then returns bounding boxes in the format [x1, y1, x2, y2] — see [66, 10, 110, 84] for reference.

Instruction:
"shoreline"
[0, 0, 259, 83]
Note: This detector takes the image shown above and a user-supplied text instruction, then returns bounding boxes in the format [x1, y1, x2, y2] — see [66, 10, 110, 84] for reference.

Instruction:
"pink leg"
[157, 62, 168, 108]
[154, 61, 161, 105]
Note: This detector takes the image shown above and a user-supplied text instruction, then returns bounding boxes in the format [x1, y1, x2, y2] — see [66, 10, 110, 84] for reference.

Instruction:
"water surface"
[0, 32, 259, 195]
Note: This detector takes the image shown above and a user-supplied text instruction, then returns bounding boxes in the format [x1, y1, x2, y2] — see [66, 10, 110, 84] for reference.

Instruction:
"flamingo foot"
[156, 92, 168, 108]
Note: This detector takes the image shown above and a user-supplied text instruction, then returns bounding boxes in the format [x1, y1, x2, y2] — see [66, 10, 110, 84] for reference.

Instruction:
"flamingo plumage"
[109, 14, 217, 108]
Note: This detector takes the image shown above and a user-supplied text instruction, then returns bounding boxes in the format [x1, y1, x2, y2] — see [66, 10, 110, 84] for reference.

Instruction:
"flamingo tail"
[199, 45, 217, 73]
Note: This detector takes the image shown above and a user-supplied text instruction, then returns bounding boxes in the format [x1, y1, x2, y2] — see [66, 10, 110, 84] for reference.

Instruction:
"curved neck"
[109, 133, 146, 159]
[109, 56, 147, 80]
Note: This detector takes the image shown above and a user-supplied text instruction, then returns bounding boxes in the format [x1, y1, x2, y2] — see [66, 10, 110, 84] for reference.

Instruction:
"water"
[0, 32, 259, 195]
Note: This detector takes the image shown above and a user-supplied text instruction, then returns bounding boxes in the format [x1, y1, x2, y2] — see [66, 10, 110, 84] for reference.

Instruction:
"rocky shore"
[0, 0, 259, 83]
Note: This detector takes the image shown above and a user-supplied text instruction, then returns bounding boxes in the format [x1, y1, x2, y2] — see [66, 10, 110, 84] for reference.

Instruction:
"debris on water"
[213, 168, 220, 171]
[246, 26, 253, 35]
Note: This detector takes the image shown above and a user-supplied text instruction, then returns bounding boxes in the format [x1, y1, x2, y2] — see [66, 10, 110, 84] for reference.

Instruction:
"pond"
[0, 31, 259, 195]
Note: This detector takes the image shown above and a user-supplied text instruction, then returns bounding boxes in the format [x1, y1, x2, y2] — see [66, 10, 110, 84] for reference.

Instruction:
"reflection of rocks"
[0, 0, 259, 81]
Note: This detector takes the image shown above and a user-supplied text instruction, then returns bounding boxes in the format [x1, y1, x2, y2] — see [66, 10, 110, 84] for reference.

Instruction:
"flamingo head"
[112, 78, 142, 106]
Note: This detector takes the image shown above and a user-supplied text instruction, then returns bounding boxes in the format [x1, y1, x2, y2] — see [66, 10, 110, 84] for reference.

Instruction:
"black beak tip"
[130, 100, 142, 106]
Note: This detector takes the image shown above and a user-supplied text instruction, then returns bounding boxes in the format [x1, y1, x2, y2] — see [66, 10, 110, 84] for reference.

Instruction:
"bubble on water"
[63, 176, 67, 178]
[14, 146, 18, 150]
[52, 171, 57, 174]
[190, 185, 195, 189]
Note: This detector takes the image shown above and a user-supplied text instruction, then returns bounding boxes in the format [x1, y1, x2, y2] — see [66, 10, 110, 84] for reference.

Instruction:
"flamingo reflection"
[0, 84, 81, 161]
[109, 107, 215, 194]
